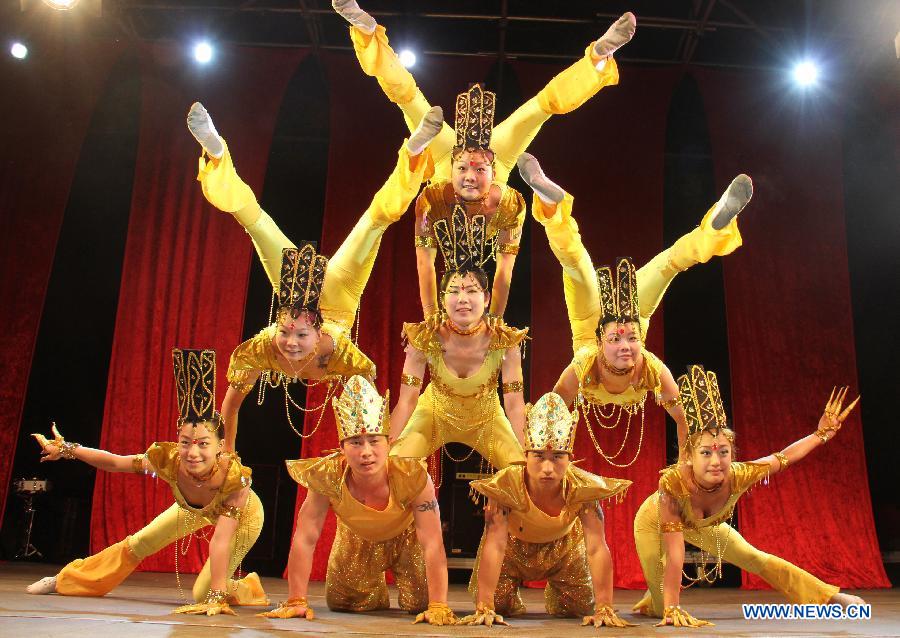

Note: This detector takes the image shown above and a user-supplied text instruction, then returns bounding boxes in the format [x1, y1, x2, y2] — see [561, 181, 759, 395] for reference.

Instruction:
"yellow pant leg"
[390, 389, 438, 458]
[192, 490, 265, 603]
[463, 412, 526, 470]
[468, 532, 527, 616]
[349, 25, 456, 177]
[318, 144, 433, 330]
[533, 193, 601, 354]
[636, 201, 742, 336]
[325, 520, 392, 611]
[490, 55, 620, 185]
[387, 524, 429, 613]
[684, 523, 839, 605]
[196, 139, 262, 226]
[544, 523, 594, 617]
[55, 539, 142, 596]
[632, 493, 665, 617]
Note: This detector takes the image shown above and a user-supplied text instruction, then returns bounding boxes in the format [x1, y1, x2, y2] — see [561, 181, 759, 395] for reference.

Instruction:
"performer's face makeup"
[177, 422, 221, 475]
[600, 322, 641, 370]
[452, 151, 493, 201]
[342, 434, 389, 476]
[691, 431, 732, 488]
[526, 450, 571, 488]
[275, 311, 320, 362]
[443, 272, 489, 327]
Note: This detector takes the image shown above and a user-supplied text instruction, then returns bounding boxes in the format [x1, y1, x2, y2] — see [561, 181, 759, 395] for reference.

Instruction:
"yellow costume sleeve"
[486, 186, 526, 236]
[488, 321, 529, 351]
[144, 442, 179, 484]
[730, 461, 772, 496]
[639, 348, 664, 394]
[219, 456, 253, 496]
[226, 325, 276, 393]
[565, 465, 632, 506]
[387, 457, 430, 509]
[402, 321, 440, 355]
[469, 465, 529, 512]
[321, 325, 377, 380]
[572, 344, 599, 382]
[657, 464, 690, 501]
[285, 454, 344, 501]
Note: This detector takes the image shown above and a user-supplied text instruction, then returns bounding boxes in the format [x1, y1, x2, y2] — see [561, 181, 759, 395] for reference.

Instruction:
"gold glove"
[32, 422, 79, 461]
[256, 597, 315, 619]
[173, 589, 236, 616]
[458, 602, 509, 626]
[413, 601, 457, 625]
[815, 386, 860, 442]
[582, 603, 637, 627]
[655, 604, 713, 628]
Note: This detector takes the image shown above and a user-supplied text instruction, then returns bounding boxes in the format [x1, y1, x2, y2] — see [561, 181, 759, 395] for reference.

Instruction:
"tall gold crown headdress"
[332, 375, 390, 441]
[277, 243, 328, 314]
[433, 207, 489, 272]
[525, 392, 578, 454]
[455, 84, 495, 151]
[677, 365, 728, 437]
[596, 257, 641, 335]
[172, 348, 218, 428]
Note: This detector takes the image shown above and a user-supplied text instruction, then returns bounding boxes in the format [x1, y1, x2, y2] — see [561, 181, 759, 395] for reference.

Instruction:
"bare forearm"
[208, 530, 234, 591]
[779, 433, 823, 466]
[503, 395, 526, 447]
[476, 537, 506, 605]
[662, 535, 685, 607]
[286, 536, 317, 599]
[423, 542, 449, 603]
[390, 388, 420, 441]
[72, 446, 135, 473]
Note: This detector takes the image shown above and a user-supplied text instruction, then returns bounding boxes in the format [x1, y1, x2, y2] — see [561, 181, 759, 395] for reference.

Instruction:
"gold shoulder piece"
[489, 322, 529, 351]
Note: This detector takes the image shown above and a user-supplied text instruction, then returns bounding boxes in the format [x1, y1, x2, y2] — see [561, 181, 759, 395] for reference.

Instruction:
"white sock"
[517, 153, 565, 204]
[593, 12, 636, 59]
[186, 102, 224, 159]
[406, 107, 443, 156]
[332, 0, 376, 34]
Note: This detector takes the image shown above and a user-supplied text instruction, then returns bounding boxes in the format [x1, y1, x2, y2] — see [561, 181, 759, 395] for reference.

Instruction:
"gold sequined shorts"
[325, 520, 428, 613]
[469, 519, 592, 617]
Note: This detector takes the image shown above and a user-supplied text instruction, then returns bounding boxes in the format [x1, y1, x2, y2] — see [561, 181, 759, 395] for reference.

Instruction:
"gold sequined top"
[572, 343, 665, 407]
[226, 323, 376, 393]
[144, 442, 252, 524]
[415, 181, 525, 241]
[657, 461, 771, 530]
[403, 320, 529, 432]
[471, 464, 631, 543]
[286, 455, 428, 543]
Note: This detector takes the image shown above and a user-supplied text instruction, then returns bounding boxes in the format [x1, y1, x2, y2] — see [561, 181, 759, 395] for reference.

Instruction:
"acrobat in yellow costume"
[390, 321, 528, 469]
[632, 366, 840, 619]
[467, 394, 632, 618]
[196, 137, 434, 391]
[348, 25, 621, 186]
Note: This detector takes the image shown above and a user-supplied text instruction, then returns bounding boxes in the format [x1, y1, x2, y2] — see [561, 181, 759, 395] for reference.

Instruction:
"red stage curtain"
[514, 60, 682, 588]
[297, 51, 494, 580]
[89, 43, 306, 573]
[695, 68, 890, 589]
[0, 38, 122, 530]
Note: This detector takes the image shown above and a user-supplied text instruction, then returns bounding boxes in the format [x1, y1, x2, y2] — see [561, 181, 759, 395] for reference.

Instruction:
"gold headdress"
[677, 365, 728, 438]
[172, 348, 218, 428]
[433, 207, 489, 272]
[277, 242, 328, 314]
[455, 83, 495, 151]
[332, 375, 390, 441]
[596, 257, 641, 336]
[525, 392, 578, 454]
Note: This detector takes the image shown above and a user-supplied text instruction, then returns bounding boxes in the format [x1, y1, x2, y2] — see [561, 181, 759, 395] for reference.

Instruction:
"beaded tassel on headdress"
[677, 364, 728, 438]
[172, 348, 217, 429]
[596, 257, 641, 336]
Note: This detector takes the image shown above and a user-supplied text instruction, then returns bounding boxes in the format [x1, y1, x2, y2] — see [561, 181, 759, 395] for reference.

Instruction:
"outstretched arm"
[489, 223, 523, 318]
[579, 504, 635, 627]
[658, 365, 688, 450]
[390, 344, 427, 441]
[32, 424, 140, 473]
[754, 386, 859, 476]
[501, 345, 526, 446]
[411, 477, 455, 625]
[460, 499, 510, 626]
[552, 362, 581, 407]
[414, 196, 440, 322]
[221, 383, 255, 453]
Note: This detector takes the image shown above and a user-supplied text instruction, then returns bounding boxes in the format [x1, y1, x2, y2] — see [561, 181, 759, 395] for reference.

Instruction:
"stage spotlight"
[792, 60, 820, 87]
[193, 41, 213, 64]
[399, 48, 416, 68]
[42, 0, 78, 9]
[10, 42, 28, 59]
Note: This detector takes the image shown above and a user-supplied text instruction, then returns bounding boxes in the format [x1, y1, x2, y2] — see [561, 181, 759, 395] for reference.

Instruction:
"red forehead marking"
[470, 161, 477, 167]
[288, 322, 295, 330]
[618, 327, 625, 334]
[712, 443, 719, 451]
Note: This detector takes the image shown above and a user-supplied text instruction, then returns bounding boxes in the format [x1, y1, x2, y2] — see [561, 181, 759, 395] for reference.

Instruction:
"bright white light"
[10, 42, 28, 59]
[399, 49, 416, 68]
[194, 41, 213, 64]
[792, 60, 819, 87]
[43, 0, 78, 9]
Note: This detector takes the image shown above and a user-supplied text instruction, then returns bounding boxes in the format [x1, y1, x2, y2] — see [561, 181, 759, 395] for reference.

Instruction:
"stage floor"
[0, 562, 896, 637]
